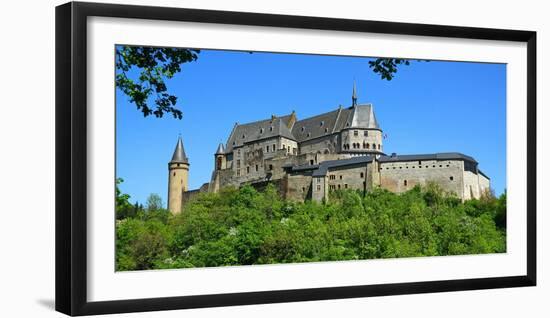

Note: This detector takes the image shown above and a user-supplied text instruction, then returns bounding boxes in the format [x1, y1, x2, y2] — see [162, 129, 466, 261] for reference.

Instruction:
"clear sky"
[116, 48, 506, 206]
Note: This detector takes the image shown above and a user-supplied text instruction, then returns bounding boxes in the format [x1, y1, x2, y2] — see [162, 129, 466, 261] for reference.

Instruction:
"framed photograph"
[55, 1, 536, 316]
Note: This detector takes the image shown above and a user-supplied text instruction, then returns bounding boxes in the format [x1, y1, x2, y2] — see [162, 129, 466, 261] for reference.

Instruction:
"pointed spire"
[170, 136, 188, 163]
[215, 143, 225, 155]
[352, 80, 358, 107]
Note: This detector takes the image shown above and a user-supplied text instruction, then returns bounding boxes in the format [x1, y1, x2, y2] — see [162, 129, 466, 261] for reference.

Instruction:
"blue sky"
[116, 48, 506, 206]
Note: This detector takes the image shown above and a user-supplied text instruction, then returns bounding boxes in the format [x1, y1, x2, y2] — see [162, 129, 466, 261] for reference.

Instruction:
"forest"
[115, 179, 506, 271]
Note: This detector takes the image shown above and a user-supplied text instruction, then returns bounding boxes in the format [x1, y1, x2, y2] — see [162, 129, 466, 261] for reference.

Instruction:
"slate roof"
[378, 152, 477, 163]
[215, 143, 225, 155]
[291, 104, 380, 143]
[225, 114, 294, 153]
[312, 155, 373, 177]
[306, 152, 479, 177]
[170, 136, 189, 163]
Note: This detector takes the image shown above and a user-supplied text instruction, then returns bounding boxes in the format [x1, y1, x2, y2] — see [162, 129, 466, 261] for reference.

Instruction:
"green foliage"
[368, 58, 428, 81]
[115, 46, 200, 119]
[115, 183, 506, 271]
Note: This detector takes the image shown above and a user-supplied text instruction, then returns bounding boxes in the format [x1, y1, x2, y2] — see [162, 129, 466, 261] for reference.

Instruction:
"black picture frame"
[55, 1, 537, 316]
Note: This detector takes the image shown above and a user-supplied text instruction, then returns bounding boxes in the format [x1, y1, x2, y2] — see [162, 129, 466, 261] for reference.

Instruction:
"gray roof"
[292, 104, 380, 143]
[215, 143, 225, 155]
[305, 152, 479, 177]
[313, 155, 373, 177]
[170, 136, 188, 163]
[225, 114, 294, 152]
[378, 152, 477, 163]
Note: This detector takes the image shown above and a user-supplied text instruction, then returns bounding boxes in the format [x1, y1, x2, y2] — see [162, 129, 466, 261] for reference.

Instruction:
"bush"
[116, 183, 506, 271]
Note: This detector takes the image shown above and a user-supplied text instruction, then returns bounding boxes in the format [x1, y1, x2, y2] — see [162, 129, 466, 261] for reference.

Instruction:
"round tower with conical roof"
[168, 136, 189, 214]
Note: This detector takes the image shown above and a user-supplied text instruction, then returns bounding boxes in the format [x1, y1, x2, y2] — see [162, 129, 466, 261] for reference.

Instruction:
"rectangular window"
[354, 130, 358, 136]
[272, 144, 276, 151]
[269, 164, 273, 171]
[236, 169, 240, 177]
[247, 166, 250, 174]
[255, 165, 258, 172]
[344, 184, 348, 189]
[364, 131, 368, 136]
[236, 160, 241, 168]
[316, 185, 321, 191]
[266, 145, 269, 152]
[360, 172, 364, 178]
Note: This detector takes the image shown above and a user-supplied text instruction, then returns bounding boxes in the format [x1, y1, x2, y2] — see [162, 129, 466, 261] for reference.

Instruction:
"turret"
[167, 136, 189, 214]
[215, 143, 226, 170]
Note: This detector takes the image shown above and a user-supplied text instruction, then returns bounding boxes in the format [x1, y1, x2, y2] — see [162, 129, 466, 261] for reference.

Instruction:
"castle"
[167, 83, 490, 214]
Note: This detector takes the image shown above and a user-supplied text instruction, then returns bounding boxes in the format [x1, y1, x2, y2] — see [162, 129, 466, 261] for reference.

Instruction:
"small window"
[173, 172, 176, 176]
[236, 170, 241, 177]
[307, 132, 311, 137]
[255, 165, 258, 172]
[269, 164, 273, 171]
[260, 128, 264, 134]
[320, 121, 324, 126]
[344, 184, 348, 189]
[310, 160, 314, 165]
[266, 145, 269, 152]
[339, 175, 343, 180]
[316, 185, 321, 191]
[247, 166, 250, 174]
[450, 176, 454, 181]
[372, 143, 376, 149]
[418, 161, 422, 165]
[404, 180, 408, 186]
[302, 187, 306, 192]
[366, 143, 370, 149]
[360, 172, 364, 178]
[301, 127, 305, 132]
[272, 144, 276, 151]
[325, 128, 329, 133]
[378, 144, 381, 150]
[270, 126, 273, 131]
[242, 134, 245, 139]
[364, 131, 368, 136]
[354, 130, 358, 136]
[338, 184, 341, 189]
[233, 141, 236, 146]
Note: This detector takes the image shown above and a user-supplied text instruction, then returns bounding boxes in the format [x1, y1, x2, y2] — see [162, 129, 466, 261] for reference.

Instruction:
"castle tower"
[167, 136, 189, 214]
[215, 143, 226, 171]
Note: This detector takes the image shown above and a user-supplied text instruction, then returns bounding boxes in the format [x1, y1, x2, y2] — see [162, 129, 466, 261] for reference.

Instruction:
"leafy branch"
[115, 46, 200, 119]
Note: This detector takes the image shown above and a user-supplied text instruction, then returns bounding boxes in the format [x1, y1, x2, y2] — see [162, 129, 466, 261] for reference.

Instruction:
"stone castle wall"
[378, 159, 465, 198]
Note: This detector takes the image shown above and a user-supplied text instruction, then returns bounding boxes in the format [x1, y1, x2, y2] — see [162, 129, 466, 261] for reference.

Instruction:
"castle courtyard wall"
[378, 159, 465, 199]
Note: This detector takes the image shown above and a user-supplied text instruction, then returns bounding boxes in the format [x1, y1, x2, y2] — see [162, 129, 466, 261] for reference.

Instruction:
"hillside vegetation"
[116, 180, 506, 271]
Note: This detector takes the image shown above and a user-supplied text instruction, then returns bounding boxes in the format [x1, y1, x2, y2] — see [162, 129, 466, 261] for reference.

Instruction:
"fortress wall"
[479, 173, 490, 194]
[312, 176, 327, 202]
[463, 170, 487, 200]
[379, 159, 464, 198]
[284, 172, 313, 202]
[326, 164, 369, 192]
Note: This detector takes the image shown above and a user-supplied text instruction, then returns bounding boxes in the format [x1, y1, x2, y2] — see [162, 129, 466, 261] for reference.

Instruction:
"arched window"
[378, 144, 381, 150]
[372, 143, 376, 149]
[366, 143, 370, 149]
[404, 180, 408, 186]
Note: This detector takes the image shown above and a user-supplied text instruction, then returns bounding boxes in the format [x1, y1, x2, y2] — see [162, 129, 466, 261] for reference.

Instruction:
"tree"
[368, 58, 413, 81]
[115, 46, 200, 119]
[115, 178, 134, 220]
[146, 193, 164, 212]
[115, 45, 424, 119]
